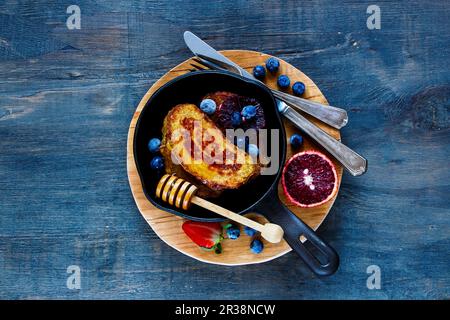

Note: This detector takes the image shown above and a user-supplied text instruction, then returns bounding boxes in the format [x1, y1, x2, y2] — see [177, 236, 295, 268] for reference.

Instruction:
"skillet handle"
[256, 193, 339, 276]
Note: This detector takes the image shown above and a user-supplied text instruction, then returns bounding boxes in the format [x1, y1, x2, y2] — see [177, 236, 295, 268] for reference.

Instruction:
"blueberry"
[150, 156, 164, 170]
[244, 226, 257, 237]
[247, 144, 259, 157]
[226, 225, 240, 240]
[265, 57, 280, 73]
[231, 111, 242, 127]
[250, 239, 264, 254]
[292, 81, 306, 96]
[148, 138, 161, 153]
[289, 133, 303, 149]
[253, 65, 266, 79]
[277, 75, 290, 89]
[241, 105, 257, 121]
[199, 99, 216, 115]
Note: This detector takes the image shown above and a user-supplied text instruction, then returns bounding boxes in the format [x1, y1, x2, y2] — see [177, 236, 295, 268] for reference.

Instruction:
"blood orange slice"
[282, 151, 338, 208]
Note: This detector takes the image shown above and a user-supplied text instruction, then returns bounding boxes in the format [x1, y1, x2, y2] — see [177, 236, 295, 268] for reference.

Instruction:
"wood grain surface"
[127, 50, 342, 266]
[0, 0, 449, 299]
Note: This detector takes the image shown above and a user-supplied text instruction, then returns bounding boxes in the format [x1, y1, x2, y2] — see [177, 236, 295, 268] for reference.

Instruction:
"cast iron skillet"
[134, 70, 339, 276]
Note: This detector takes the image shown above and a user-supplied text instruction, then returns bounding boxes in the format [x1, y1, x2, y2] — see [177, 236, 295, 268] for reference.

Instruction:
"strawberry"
[182, 221, 224, 254]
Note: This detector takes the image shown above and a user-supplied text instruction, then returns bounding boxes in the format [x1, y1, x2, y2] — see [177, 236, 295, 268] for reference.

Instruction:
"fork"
[190, 59, 367, 176]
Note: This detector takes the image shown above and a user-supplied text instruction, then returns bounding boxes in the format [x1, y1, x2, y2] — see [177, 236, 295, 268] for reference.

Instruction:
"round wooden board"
[127, 50, 343, 266]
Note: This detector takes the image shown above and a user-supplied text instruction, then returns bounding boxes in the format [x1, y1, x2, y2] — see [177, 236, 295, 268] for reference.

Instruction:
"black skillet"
[134, 70, 339, 276]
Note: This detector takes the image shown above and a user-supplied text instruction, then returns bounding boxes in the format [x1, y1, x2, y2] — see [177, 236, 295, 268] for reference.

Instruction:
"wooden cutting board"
[127, 50, 343, 265]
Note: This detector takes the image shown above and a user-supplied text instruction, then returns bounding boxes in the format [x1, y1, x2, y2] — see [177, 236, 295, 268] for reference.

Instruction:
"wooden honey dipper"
[155, 174, 284, 243]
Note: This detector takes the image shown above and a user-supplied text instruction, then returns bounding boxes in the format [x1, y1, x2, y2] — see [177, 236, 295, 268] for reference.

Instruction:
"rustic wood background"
[0, 0, 448, 299]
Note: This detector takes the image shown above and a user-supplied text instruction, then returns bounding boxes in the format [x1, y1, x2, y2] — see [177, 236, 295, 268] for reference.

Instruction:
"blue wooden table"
[0, 0, 448, 299]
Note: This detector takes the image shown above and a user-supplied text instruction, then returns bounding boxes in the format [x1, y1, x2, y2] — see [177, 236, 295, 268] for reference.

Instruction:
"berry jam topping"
[215, 94, 241, 129]
[203, 92, 266, 131]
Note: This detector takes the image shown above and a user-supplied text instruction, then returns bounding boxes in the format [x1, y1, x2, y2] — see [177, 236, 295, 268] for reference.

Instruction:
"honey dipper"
[155, 174, 284, 243]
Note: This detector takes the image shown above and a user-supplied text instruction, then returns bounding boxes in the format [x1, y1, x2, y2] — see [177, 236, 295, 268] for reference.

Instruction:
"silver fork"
[190, 59, 367, 176]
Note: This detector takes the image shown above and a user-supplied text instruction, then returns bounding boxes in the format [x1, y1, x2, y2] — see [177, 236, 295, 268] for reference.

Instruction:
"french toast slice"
[160, 148, 223, 198]
[161, 103, 260, 191]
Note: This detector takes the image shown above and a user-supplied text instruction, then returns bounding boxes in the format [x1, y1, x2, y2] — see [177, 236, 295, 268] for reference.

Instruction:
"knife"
[183, 31, 367, 176]
[183, 31, 348, 129]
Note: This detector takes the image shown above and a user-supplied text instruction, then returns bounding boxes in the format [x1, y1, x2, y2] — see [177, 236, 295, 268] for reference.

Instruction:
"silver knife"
[183, 31, 367, 176]
[183, 31, 348, 129]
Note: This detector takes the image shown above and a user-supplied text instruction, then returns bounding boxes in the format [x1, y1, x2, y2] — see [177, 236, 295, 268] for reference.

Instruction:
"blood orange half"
[282, 151, 338, 208]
